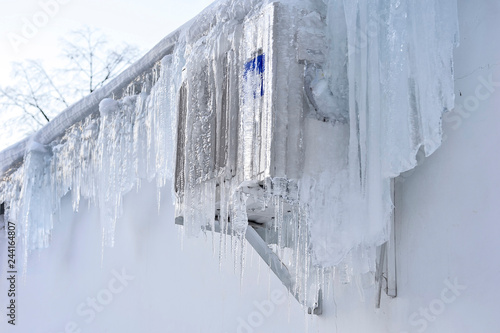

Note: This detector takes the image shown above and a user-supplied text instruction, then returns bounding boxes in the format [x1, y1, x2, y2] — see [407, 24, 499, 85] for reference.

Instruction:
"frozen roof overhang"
[0, 0, 459, 315]
[0, 27, 180, 175]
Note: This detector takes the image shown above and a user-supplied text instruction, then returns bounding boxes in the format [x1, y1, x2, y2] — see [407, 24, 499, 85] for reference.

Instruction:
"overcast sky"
[0, 0, 214, 85]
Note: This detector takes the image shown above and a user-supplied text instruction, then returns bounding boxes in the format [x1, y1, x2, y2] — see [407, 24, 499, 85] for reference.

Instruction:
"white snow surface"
[0, 0, 458, 309]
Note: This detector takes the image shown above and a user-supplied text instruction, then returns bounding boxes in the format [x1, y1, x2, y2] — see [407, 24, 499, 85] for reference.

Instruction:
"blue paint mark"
[244, 53, 265, 98]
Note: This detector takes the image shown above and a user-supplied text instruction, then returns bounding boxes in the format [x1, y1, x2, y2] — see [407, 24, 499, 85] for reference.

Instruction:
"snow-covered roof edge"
[0, 28, 180, 173]
[0, 0, 228, 174]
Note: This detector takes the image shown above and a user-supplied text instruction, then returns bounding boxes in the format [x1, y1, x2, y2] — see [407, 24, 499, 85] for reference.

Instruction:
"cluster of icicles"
[0, 54, 324, 309]
[0, 57, 175, 272]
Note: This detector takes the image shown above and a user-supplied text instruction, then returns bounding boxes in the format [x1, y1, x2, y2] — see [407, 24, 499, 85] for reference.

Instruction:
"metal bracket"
[175, 216, 322, 315]
[375, 179, 398, 308]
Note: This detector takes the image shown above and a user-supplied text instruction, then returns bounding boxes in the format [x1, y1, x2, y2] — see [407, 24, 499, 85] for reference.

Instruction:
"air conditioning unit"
[173, 3, 341, 314]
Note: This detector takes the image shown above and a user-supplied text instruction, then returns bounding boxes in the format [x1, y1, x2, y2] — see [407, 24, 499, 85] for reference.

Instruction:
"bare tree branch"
[0, 27, 140, 146]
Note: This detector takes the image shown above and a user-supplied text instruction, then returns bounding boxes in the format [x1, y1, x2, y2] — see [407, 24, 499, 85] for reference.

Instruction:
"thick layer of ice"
[306, 0, 459, 267]
[0, 0, 458, 312]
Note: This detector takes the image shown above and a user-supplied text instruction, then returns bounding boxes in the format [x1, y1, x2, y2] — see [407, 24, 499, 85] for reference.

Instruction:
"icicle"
[17, 142, 53, 275]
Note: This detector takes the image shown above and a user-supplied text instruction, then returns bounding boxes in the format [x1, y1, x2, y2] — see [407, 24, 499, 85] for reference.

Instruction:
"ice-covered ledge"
[0, 0, 459, 313]
[0, 34, 178, 174]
